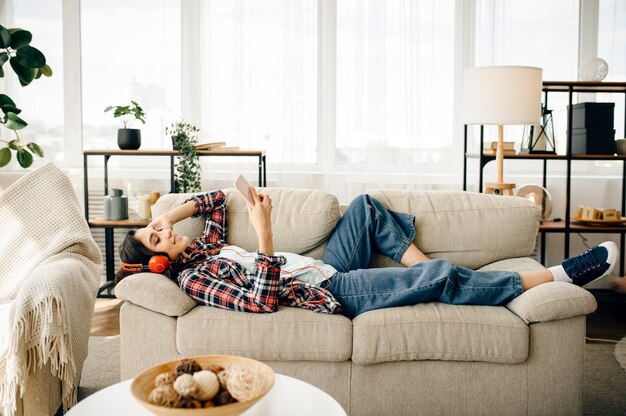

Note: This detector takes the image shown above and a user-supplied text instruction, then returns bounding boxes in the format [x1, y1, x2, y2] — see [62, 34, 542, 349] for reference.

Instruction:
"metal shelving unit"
[83, 149, 267, 297]
[463, 81, 626, 279]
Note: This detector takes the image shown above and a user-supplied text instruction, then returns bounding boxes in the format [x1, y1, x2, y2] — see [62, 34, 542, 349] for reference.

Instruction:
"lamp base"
[485, 182, 516, 196]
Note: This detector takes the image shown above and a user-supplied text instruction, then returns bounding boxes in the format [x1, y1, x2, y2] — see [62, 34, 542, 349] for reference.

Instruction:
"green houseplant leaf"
[14, 45, 46, 68]
[4, 112, 27, 130]
[0, 94, 16, 107]
[26, 142, 43, 157]
[105, 101, 146, 129]
[0, 147, 10, 167]
[9, 58, 36, 86]
[0, 26, 11, 49]
[9, 30, 32, 49]
[16, 148, 33, 167]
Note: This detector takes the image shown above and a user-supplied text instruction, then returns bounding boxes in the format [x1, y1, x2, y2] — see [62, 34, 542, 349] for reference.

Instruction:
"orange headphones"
[120, 255, 172, 274]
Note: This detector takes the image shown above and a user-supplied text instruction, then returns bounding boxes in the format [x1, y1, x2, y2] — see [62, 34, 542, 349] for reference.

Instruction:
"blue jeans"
[323, 195, 523, 318]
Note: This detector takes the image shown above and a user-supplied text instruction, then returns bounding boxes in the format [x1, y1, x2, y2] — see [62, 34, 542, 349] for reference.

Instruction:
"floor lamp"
[463, 66, 543, 195]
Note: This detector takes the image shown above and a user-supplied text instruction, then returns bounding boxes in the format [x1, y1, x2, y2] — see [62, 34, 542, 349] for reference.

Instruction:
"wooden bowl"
[131, 355, 275, 416]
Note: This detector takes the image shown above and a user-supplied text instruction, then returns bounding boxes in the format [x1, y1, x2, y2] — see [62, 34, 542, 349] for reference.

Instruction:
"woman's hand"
[147, 199, 196, 231]
[148, 213, 174, 232]
[247, 188, 274, 255]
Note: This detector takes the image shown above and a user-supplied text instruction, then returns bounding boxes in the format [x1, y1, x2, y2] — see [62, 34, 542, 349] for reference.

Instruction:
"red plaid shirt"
[176, 191, 342, 314]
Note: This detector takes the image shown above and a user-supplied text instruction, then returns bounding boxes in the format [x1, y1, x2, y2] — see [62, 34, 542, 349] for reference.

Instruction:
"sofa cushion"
[506, 282, 597, 324]
[176, 305, 352, 361]
[366, 190, 540, 269]
[352, 303, 529, 365]
[478, 256, 545, 273]
[153, 188, 339, 258]
[114, 273, 197, 317]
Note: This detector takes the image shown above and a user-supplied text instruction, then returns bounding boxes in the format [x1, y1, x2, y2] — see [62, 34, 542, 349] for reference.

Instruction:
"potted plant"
[166, 121, 201, 192]
[0, 24, 52, 168]
[104, 100, 146, 150]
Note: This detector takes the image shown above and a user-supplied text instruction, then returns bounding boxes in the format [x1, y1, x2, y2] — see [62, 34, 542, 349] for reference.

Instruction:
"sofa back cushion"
[366, 190, 541, 269]
[153, 188, 340, 258]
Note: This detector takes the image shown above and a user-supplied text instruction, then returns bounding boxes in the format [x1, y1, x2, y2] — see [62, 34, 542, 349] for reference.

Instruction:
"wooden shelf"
[88, 216, 150, 227]
[540, 220, 626, 233]
[466, 153, 626, 160]
[542, 81, 626, 93]
[83, 149, 265, 156]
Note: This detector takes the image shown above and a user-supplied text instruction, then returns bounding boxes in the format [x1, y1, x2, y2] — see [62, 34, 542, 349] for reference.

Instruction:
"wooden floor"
[91, 298, 626, 341]
[91, 298, 123, 336]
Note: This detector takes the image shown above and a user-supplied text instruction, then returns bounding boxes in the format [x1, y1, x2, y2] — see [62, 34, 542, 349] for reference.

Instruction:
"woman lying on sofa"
[115, 189, 617, 319]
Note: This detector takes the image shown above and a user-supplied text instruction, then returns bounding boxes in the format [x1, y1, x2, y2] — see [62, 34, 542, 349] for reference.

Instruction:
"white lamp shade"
[463, 66, 543, 125]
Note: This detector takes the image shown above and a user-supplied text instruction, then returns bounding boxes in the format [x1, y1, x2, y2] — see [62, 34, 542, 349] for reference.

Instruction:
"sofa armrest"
[505, 282, 597, 324]
[114, 273, 197, 317]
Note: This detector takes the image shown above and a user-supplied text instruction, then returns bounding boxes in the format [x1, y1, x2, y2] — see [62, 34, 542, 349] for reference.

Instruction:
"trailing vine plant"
[166, 121, 202, 193]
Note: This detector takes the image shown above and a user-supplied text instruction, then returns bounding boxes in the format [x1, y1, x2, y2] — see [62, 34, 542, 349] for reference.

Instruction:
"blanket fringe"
[0, 296, 79, 416]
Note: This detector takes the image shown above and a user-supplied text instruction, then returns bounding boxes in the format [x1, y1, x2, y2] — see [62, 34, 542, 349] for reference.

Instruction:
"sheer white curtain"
[474, 0, 579, 154]
[200, 0, 318, 165]
[336, 0, 455, 168]
[598, 0, 626, 140]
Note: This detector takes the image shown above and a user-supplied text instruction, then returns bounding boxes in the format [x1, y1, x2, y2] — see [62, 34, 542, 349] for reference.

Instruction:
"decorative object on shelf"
[104, 188, 128, 220]
[579, 57, 609, 81]
[521, 105, 556, 154]
[516, 184, 552, 220]
[575, 205, 622, 221]
[571, 215, 626, 226]
[138, 194, 151, 220]
[463, 66, 543, 195]
[150, 191, 161, 206]
[570, 102, 615, 155]
[104, 100, 146, 150]
[616, 139, 626, 155]
[166, 121, 202, 193]
[0, 24, 52, 168]
[150, 191, 161, 218]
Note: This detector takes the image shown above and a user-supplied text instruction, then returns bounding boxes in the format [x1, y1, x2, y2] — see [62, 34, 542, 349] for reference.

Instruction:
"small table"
[67, 374, 346, 416]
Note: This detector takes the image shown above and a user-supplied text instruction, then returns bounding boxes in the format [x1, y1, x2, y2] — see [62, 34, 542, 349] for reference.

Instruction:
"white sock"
[548, 265, 573, 283]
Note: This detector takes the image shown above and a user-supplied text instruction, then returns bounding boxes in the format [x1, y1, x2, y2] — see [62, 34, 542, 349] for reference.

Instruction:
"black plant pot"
[117, 128, 141, 150]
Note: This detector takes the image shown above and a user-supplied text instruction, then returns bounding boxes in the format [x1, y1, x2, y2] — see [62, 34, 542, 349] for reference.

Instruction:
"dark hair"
[114, 230, 171, 284]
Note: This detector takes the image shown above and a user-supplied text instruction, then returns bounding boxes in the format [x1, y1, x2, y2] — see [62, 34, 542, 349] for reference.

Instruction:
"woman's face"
[134, 227, 190, 260]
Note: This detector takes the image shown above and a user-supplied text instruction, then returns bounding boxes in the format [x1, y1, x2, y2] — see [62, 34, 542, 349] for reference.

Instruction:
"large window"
[4, 1, 622, 185]
[0, 0, 64, 168]
[200, 1, 318, 164]
[336, 0, 455, 166]
[81, 0, 181, 151]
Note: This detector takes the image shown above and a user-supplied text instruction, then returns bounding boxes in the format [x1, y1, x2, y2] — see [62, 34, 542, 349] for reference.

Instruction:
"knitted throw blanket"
[0, 163, 102, 415]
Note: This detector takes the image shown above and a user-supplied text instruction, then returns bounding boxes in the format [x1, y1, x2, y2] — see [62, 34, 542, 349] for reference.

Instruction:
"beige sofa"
[116, 188, 597, 416]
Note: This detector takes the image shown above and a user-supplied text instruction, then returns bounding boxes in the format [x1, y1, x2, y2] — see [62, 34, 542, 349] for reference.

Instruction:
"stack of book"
[194, 141, 239, 151]
[483, 141, 516, 156]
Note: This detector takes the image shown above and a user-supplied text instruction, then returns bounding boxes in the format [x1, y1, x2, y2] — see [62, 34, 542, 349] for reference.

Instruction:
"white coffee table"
[67, 373, 346, 416]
